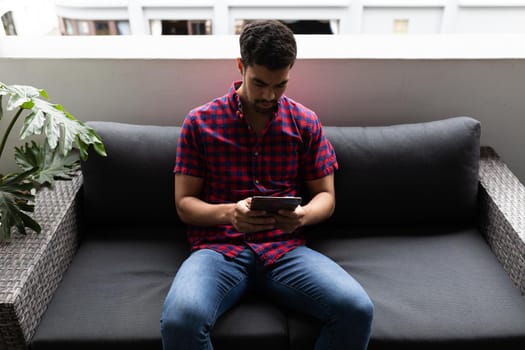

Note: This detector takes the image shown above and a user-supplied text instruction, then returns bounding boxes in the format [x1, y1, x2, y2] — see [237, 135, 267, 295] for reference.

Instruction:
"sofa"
[1, 116, 525, 349]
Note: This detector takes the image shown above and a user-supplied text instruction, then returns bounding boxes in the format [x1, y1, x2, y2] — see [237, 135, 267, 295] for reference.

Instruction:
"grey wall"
[1, 57, 524, 183]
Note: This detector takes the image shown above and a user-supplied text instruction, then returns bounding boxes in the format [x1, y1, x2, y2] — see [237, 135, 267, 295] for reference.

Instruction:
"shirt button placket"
[253, 145, 263, 190]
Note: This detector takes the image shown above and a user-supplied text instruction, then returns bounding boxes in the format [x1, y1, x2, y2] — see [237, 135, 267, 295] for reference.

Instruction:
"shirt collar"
[229, 81, 244, 119]
[228, 80, 281, 120]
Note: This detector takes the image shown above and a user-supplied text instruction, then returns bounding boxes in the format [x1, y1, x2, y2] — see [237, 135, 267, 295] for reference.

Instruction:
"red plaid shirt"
[174, 81, 338, 266]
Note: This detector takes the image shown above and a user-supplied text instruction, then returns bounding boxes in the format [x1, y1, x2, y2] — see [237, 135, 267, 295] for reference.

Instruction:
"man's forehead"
[247, 64, 290, 85]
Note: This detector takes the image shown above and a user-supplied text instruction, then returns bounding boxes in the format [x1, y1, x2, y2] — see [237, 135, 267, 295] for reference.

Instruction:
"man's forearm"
[176, 196, 234, 227]
[302, 191, 336, 227]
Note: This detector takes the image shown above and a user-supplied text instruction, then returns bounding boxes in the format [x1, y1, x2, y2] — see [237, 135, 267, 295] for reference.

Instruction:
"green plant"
[0, 82, 106, 240]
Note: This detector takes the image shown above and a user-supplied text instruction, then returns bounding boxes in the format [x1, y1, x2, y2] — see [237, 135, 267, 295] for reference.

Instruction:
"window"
[63, 18, 75, 35]
[362, 7, 442, 34]
[1, 11, 17, 36]
[59, 18, 130, 35]
[116, 21, 131, 35]
[95, 21, 110, 35]
[234, 20, 337, 35]
[284, 20, 336, 34]
[393, 19, 410, 34]
[160, 20, 212, 35]
[190, 21, 207, 35]
[77, 21, 91, 35]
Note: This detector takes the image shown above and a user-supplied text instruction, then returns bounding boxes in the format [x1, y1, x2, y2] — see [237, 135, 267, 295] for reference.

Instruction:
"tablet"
[250, 196, 302, 213]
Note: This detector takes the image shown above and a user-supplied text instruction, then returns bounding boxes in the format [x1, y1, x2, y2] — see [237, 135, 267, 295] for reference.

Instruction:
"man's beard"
[253, 99, 277, 114]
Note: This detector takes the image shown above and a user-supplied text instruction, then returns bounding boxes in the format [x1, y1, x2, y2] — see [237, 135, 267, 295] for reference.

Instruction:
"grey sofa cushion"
[31, 231, 183, 350]
[81, 122, 181, 227]
[324, 117, 480, 227]
[31, 226, 525, 350]
[297, 226, 525, 350]
[30, 229, 290, 350]
[83, 117, 479, 230]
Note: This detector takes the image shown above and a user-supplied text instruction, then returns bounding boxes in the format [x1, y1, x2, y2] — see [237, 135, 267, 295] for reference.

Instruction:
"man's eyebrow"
[252, 77, 289, 87]
[252, 77, 269, 86]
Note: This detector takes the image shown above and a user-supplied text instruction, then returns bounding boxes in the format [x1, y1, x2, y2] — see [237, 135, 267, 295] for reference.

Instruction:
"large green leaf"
[15, 141, 80, 186]
[0, 83, 44, 111]
[1, 81, 106, 161]
[0, 95, 4, 121]
[0, 171, 41, 240]
[20, 98, 106, 160]
[21, 110, 46, 137]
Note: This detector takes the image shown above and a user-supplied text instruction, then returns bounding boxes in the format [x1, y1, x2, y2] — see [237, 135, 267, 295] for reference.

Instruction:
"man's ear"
[236, 58, 244, 75]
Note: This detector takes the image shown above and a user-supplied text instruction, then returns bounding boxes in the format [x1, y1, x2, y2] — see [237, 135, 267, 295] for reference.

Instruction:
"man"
[161, 20, 373, 350]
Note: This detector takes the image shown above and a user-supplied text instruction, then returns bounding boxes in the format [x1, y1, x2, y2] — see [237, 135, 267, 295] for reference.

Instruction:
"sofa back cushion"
[82, 117, 480, 230]
[324, 117, 480, 227]
[81, 122, 181, 227]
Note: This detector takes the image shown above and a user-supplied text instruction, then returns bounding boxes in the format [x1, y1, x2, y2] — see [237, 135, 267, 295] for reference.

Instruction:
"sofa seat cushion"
[30, 228, 290, 350]
[31, 226, 525, 350]
[296, 226, 525, 349]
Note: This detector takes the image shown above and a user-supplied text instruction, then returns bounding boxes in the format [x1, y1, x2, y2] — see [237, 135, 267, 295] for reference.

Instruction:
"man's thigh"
[261, 246, 370, 321]
[162, 249, 254, 325]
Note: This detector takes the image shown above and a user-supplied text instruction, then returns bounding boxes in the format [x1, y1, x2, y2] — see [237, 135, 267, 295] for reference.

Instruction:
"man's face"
[237, 60, 291, 115]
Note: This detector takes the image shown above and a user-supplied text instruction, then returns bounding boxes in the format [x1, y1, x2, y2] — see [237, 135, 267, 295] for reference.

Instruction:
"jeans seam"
[210, 273, 247, 329]
[265, 276, 332, 319]
[268, 277, 337, 349]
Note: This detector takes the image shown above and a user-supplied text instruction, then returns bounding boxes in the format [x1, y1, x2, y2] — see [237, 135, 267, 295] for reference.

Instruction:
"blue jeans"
[160, 246, 373, 350]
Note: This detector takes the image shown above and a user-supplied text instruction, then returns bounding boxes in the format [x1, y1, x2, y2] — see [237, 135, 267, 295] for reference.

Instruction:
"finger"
[246, 209, 269, 217]
[246, 215, 275, 225]
[276, 209, 296, 217]
[236, 200, 252, 213]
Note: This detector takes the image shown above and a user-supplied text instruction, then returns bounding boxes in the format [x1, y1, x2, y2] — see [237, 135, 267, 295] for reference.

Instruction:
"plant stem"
[0, 107, 23, 160]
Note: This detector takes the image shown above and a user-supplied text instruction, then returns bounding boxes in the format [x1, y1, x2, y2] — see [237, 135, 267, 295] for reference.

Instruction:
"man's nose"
[262, 88, 275, 101]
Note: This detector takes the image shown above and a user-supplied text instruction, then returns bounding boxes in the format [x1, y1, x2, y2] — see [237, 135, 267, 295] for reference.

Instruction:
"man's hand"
[273, 206, 306, 233]
[229, 198, 309, 234]
[230, 198, 276, 233]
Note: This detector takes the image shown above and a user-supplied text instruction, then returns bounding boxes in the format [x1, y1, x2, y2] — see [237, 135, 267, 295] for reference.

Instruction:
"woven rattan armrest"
[478, 147, 525, 295]
[0, 175, 83, 350]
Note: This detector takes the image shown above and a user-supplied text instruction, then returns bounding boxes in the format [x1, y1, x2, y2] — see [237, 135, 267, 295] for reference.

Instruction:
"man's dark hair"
[239, 20, 297, 70]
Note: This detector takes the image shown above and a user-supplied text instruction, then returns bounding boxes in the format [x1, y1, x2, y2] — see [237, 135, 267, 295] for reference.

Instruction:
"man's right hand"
[230, 198, 276, 233]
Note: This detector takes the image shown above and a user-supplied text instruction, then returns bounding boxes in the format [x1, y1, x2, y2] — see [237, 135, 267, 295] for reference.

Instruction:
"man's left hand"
[273, 206, 306, 233]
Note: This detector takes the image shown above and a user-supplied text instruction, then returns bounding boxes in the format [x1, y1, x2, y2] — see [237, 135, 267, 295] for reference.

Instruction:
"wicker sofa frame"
[0, 146, 524, 350]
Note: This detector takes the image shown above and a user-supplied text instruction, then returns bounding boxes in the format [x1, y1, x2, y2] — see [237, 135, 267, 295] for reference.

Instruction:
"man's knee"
[355, 295, 374, 324]
[161, 302, 210, 338]
[335, 290, 374, 328]
[348, 293, 374, 329]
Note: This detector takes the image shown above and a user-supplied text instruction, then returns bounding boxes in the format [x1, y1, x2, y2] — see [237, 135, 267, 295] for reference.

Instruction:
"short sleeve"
[300, 115, 338, 180]
[174, 115, 206, 177]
